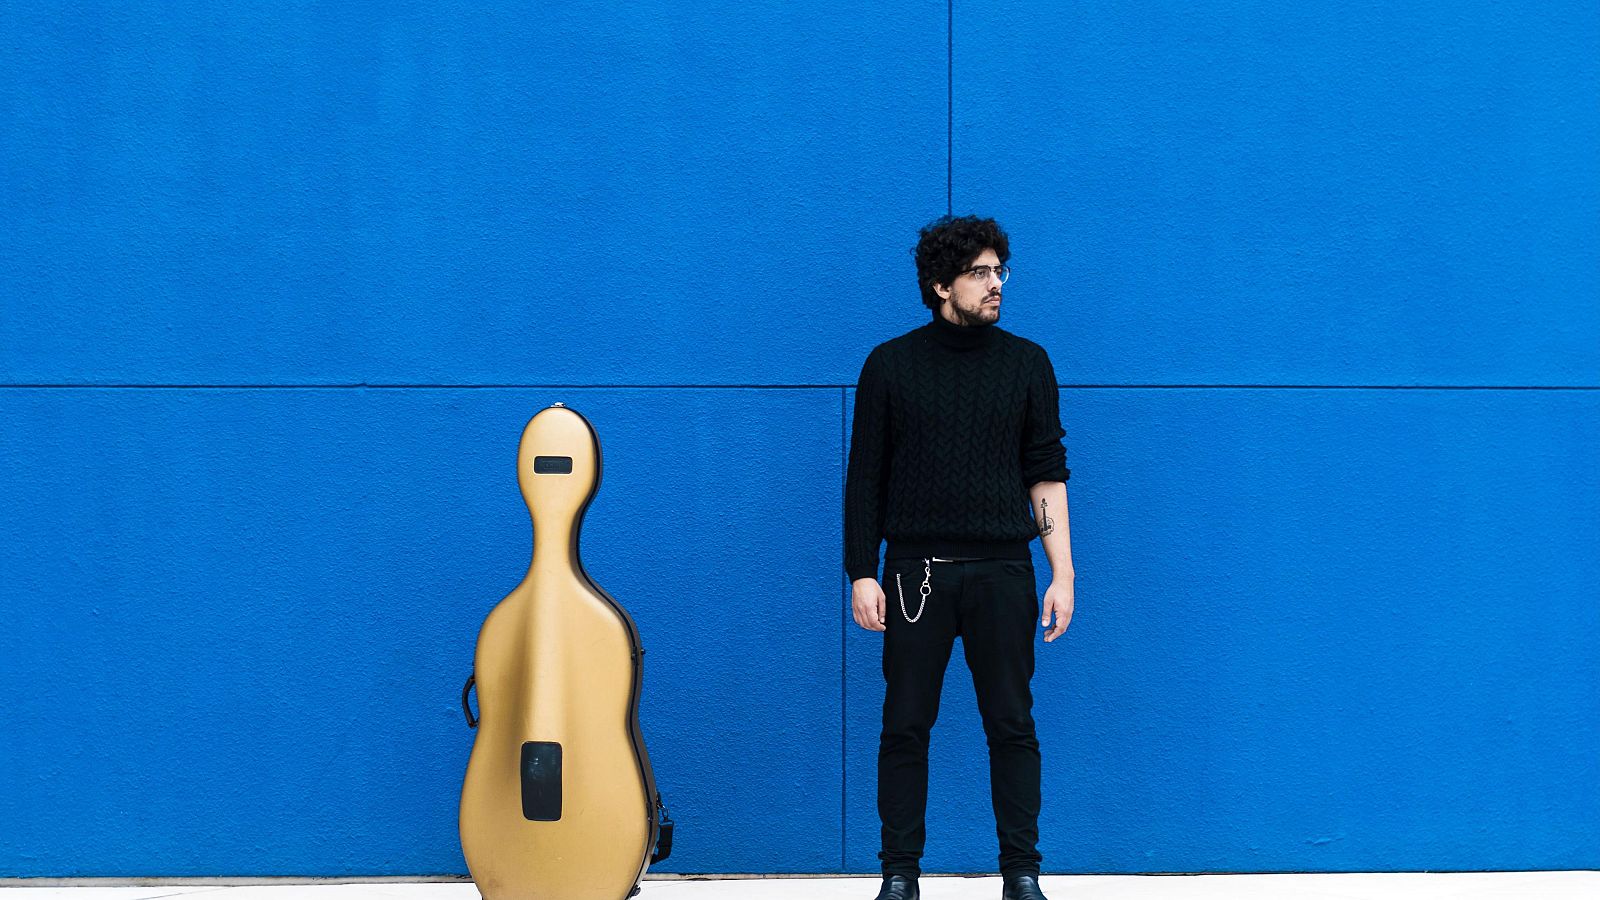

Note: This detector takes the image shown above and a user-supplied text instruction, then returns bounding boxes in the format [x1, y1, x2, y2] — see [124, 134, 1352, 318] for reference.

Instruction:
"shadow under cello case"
[459, 402, 672, 900]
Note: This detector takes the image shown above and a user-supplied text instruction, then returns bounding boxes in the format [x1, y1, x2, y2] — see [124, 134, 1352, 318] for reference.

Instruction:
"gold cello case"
[460, 402, 672, 900]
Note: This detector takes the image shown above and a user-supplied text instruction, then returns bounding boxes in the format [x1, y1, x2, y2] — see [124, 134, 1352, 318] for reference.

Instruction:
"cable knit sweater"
[843, 311, 1071, 582]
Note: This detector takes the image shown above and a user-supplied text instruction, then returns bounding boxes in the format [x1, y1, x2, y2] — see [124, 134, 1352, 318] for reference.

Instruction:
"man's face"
[934, 247, 1003, 326]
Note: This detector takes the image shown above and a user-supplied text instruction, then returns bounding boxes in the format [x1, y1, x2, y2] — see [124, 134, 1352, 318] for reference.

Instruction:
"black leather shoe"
[874, 874, 919, 900]
[1001, 873, 1048, 900]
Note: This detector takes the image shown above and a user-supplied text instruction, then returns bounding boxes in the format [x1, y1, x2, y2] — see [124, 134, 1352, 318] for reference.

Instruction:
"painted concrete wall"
[3, 0, 1596, 878]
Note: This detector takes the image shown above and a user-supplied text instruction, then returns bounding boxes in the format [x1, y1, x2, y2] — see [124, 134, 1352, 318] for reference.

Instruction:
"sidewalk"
[4, 873, 1599, 900]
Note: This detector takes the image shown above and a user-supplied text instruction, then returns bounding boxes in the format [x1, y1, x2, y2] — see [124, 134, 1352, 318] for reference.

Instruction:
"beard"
[951, 292, 1001, 326]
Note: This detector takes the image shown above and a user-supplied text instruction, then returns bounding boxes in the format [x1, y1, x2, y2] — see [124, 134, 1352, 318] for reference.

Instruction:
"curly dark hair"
[912, 214, 1011, 310]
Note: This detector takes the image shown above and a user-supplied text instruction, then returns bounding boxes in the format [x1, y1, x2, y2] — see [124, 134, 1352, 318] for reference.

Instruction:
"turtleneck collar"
[926, 308, 998, 351]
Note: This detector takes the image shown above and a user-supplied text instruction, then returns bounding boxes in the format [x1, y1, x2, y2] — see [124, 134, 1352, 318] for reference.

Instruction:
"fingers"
[853, 600, 872, 631]
[1041, 602, 1068, 642]
[852, 584, 887, 632]
[855, 604, 884, 631]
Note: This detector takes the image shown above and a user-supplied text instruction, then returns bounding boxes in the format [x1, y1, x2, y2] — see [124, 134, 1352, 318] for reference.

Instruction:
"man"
[844, 215, 1075, 900]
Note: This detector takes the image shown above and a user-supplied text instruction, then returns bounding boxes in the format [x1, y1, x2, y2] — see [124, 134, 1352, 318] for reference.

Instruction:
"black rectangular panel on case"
[520, 741, 562, 821]
[534, 456, 573, 474]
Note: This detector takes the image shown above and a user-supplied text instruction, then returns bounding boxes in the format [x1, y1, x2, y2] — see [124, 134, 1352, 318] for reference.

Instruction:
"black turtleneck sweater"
[844, 311, 1071, 582]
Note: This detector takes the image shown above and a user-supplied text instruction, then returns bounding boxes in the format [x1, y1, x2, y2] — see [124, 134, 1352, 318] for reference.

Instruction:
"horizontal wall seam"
[1, 384, 1597, 391]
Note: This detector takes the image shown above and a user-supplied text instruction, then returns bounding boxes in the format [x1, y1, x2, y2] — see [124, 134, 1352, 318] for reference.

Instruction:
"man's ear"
[932, 280, 951, 301]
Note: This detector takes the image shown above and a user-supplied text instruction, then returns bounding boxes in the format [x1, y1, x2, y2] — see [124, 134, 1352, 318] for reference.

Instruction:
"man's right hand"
[851, 576, 886, 632]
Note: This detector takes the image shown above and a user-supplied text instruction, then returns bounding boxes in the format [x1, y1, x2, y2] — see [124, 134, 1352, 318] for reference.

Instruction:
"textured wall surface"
[3, 0, 1596, 878]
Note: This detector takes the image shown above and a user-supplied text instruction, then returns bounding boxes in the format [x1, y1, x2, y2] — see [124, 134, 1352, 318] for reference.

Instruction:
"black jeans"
[877, 556, 1043, 879]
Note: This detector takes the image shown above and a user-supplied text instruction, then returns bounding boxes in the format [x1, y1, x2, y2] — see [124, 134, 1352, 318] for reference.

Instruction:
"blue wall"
[2, 0, 1596, 878]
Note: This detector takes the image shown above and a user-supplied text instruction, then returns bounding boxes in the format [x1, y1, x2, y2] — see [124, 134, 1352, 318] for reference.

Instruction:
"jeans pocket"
[1001, 559, 1033, 578]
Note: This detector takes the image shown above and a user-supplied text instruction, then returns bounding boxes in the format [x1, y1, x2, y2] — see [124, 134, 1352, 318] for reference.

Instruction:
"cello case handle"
[462, 672, 478, 728]
[650, 795, 673, 863]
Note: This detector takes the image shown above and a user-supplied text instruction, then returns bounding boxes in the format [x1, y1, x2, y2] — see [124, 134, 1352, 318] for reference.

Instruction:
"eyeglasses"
[960, 264, 1011, 285]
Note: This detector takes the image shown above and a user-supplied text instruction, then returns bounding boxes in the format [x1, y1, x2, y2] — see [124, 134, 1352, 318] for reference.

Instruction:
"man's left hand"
[1041, 579, 1074, 642]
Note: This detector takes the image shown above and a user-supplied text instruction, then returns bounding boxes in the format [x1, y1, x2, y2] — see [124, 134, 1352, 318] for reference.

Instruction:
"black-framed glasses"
[960, 264, 1011, 285]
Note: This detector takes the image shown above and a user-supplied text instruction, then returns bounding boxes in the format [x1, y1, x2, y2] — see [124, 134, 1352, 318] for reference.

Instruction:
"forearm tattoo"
[1038, 498, 1055, 536]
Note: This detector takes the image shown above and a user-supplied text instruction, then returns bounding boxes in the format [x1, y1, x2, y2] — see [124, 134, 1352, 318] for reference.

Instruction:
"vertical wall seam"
[839, 384, 848, 872]
[947, 0, 954, 214]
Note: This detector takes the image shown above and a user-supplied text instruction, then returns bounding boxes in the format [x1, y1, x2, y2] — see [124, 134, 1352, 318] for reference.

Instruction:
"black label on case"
[534, 456, 573, 474]
[520, 741, 562, 821]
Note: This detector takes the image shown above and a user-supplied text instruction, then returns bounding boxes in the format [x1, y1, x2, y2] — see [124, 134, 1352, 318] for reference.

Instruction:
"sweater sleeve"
[844, 346, 892, 581]
[1020, 348, 1071, 486]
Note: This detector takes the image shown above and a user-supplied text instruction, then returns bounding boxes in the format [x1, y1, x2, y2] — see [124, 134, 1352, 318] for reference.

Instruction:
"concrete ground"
[4, 873, 1599, 900]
